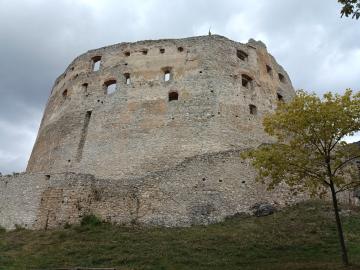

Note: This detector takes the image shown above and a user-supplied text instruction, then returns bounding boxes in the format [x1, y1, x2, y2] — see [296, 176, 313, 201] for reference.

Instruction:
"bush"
[80, 214, 102, 227]
[14, 224, 25, 231]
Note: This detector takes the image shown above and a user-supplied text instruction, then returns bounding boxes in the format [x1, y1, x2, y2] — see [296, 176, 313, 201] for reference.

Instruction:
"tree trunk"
[329, 180, 349, 266]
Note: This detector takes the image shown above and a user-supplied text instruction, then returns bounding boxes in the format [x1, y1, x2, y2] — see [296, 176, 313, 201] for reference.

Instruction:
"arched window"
[160, 48, 165, 54]
[104, 79, 117, 94]
[163, 68, 172, 82]
[178, 46, 184, 52]
[62, 89, 68, 99]
[168, 91, 178, 102]
[91, 56, 101, 72]
[278, 73, 286, 83]
[277, 93, 284, 102]
[237, 50, 248, 61]
[242, 74, 253, 90]
[249, 104, 257, 115]
[266, 65, 273, 76]
[124, 73, 131, 85]
[82, 83, 88, 92]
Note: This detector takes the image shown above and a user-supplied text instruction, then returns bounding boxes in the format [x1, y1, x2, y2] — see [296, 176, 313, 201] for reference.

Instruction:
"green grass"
[0, 200, 359, 270]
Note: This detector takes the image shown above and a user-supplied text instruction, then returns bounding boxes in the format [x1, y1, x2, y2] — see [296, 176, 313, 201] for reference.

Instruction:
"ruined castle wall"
[2, 150, 357, 230]
[26, 35, 295, 179]
[0, 149, 305, 230]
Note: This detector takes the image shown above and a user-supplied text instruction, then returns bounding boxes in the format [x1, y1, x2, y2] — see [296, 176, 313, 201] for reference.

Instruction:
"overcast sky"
[0, 0, 359, 174]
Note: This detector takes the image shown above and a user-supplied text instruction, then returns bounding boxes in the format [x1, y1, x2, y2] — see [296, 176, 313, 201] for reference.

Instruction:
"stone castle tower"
[27, 35, 294, 178]
[1, 35, 300, 230]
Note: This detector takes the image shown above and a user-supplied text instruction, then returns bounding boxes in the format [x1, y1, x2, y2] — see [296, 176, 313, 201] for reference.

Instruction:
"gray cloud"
[0, 0, 359, 174]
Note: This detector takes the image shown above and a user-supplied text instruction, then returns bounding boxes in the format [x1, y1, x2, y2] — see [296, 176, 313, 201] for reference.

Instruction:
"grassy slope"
[0, 201, 359, 270]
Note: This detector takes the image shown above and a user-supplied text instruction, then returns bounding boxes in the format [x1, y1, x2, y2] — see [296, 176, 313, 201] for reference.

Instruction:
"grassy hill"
[0, 200, 359, 270]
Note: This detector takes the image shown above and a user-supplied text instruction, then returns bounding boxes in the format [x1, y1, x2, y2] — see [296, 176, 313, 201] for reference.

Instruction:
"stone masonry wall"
[0, 149, 307, 230]
[2, 150, 357, 230]
[26, 35, 295, 180]
[0, 173, 48, 229]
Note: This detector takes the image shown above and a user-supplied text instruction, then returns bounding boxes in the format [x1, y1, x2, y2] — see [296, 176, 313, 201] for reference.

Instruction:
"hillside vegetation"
[0, 201, 359, 270]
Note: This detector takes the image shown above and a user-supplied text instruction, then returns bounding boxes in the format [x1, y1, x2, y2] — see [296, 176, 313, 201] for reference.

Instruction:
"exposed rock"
[250, 202, 276, 217]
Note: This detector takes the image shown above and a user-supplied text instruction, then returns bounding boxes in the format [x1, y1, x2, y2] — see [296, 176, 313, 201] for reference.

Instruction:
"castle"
[1, 35, 307, 229]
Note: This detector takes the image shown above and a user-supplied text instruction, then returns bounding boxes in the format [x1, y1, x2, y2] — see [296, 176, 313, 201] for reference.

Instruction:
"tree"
[339, 0, 360, 19]
[242, 89, 360, 266]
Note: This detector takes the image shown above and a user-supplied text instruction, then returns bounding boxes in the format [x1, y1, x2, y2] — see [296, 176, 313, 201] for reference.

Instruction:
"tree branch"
[310, 138, 326, 156]
[287, 161, 326, 183]
[330, 135, 343, 152]
[333, 155, 360, 176]
[323, 180, 331, 186]
[336, 181, 360, 194]
[308, 128, 326, 155]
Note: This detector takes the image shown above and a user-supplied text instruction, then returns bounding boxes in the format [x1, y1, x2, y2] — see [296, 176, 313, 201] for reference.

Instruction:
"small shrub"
[0, 226, 6, 233]
[80, 214, 102, 227]
[14, 224, 25, 231]
[64, 222, 72, 229]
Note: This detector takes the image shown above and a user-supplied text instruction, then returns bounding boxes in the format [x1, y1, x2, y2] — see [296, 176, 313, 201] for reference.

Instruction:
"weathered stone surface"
[26, 35, 294, 178]
[1, 149, 309, 230]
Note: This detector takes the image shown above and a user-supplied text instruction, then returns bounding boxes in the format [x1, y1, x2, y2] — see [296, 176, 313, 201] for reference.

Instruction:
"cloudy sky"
[0, 0, 359, 174]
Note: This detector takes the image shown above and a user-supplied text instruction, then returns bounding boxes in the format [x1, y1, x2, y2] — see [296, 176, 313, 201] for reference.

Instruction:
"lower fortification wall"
[0, 173, 48, 229]
[0, 150, 356, 230]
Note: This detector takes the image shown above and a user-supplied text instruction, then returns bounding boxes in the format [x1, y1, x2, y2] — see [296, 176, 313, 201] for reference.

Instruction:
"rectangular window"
[124, 73, 131, 85]
[91, 56, 101, 71]
[249, 104, 257, 115]
[104, 80, 117, 94]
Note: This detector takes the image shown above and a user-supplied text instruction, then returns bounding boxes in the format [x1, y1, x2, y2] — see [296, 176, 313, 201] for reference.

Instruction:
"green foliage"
[339, 0, 360, 19]
[0, 201, 359, 270]
[80, 214, 102, 227]
[242, 89, 360, 196]
[242, 89, 360, 265]
[14, 224, 25, 231]
[63, 223, 72, 229]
